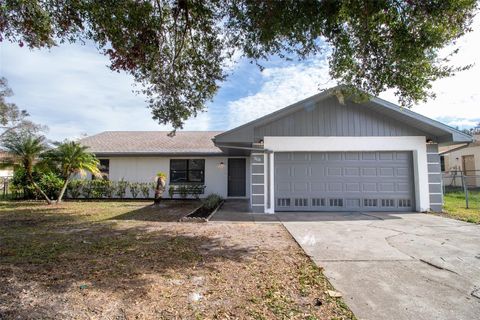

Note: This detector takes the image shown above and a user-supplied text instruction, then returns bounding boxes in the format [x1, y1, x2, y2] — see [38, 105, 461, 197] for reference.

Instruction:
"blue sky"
[1, 17, 479, 141]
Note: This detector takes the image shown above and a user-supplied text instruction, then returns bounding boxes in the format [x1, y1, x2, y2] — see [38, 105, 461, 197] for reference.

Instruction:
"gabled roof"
[214, 86, 472, 145]
[79, 131, 224, 156]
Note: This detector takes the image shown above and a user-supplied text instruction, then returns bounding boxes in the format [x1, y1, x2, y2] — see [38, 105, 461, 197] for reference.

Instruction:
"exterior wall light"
[218, 161, 225, 169]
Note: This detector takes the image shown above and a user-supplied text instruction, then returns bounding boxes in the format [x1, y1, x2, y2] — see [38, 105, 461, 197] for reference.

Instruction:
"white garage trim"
[264, 136, 429, 212]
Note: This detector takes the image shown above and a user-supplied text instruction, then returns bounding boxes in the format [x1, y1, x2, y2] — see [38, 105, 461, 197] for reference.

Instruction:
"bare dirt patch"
[0, 201, 355, 319]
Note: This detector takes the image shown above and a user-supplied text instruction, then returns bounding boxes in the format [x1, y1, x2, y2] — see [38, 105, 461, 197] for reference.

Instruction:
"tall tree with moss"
[43, 141, 100, 203]
[2, 133, 52, 204]
[1, 1, 477, 129]
[0, 77, 45, 140]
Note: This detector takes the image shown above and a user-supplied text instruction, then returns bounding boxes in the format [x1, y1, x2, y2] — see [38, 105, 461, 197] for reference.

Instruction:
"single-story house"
[440, 133, 480, 187]
[79, 87, 472, 213]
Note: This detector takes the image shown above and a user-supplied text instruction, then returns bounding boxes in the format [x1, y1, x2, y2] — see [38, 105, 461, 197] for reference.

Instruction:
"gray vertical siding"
[251, 153, 265, 213]
[254, 97, 428, 140]
[427, 143, 442, 212]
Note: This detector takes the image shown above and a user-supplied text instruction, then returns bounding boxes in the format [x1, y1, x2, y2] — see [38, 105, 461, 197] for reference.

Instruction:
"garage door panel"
[276, 153, 291, 161]
[311, 153, 326, 161]
[362, 168, 377, 176]
[327, 167, 342, 176]
[344, 167, 360, 176]
[378, 182, 395, 192]
[293, 166, 309, 178]
[327, 153, 342, 161]
[362, 183, 377, 192]
[379, 152, 394, 160]
[344, 152, 360, 160]
[293, 182, 309, 192]
[292, 152, 310, 161]
[361, 152, 377, 160]
[311, 167, 325, 178]
[345, 183, 361, 192]
[345, 198, 361, 208]
[276, 181, 291, 192]
[275, 151, 414, 212]
[311, 182, 326, 192]
[395, 152, 409, 160]
[327, 183, 343, 192]
[379, 167, 395, 176]
[396, 167, 410, 176]
[397, 183, 410, 192]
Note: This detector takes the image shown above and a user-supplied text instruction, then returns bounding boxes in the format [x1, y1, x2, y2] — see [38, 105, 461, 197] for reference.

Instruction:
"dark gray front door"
[274, 152, 415, 212]
[228, 158, 246, 197]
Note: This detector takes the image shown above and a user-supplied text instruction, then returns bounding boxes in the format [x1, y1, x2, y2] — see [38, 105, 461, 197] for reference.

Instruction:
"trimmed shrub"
[90, 179, 111, 198]
[82, 180, 93, 199]
[179, 185, 188, 198]
[140, 182, 151, 198]
[189, 185, 204, 199]
[116, 179, 129, 199]
[67, 180, 84, 199]
[38, 172, 63, 199]
[129, 182, 140, 199]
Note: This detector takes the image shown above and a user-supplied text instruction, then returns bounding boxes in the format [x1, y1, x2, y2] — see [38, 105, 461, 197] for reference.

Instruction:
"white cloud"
[445, 118, 479, 128]
[227, 57, 334, 128]
[0, 41, 212, 140]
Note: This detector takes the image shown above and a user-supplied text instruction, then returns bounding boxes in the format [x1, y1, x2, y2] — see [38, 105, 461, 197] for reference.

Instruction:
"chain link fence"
[442, 170, 480, 209]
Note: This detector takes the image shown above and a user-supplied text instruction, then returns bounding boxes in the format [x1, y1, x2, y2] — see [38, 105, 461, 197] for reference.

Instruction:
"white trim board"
[264, 136, 429, 212]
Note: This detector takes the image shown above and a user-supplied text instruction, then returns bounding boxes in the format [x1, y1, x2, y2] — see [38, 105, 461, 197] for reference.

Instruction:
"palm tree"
[3, 134, 52, 204]
[44, 141, 100, 203]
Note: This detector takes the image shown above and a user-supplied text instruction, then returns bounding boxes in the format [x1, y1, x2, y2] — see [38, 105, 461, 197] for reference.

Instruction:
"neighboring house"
[79, 87, 472, 213]
[0, 151, 14, 177]
[440, 133, 480, 188]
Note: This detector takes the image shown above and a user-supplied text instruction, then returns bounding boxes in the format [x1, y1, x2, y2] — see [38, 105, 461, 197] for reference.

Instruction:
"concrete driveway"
[279, 212, 480, 320]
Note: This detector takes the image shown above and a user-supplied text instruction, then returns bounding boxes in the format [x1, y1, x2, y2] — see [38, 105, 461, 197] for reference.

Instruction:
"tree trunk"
[154, 177, 166, 205]
[28, 173, 52, 205]
[56, 177, 70, 204]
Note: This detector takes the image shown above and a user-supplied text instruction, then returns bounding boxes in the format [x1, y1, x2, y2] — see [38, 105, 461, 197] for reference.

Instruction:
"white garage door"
[274, 151, 415, 212]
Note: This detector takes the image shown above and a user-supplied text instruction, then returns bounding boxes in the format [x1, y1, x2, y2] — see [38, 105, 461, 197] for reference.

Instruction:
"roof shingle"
[79, 131, 224, 155]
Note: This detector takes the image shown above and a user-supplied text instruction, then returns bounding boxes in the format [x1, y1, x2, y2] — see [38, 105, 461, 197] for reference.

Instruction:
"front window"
[170, 159, 205, 183]
[96, 159, 109, 179]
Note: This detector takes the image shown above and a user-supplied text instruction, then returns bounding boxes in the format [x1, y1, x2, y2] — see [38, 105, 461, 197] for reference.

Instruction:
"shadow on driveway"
[210, 199, 407, 223]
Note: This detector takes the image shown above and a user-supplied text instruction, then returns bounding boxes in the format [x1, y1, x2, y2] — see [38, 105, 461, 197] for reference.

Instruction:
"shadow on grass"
[110, 200, 201, 222]
[0, 221, 254, 319]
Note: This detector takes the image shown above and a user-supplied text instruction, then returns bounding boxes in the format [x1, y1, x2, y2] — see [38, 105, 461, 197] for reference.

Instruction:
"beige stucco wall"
[443, 145, 480, 187]
[100, 156, 250, 198]
[0, 169, 13, 177]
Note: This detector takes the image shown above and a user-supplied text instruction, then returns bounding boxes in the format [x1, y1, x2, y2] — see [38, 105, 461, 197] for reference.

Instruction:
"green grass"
[442, 190, 480, 224]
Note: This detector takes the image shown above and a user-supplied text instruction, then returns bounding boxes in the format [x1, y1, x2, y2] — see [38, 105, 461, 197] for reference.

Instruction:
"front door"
[228, 158, 246, 197]
[462, 155, 476, 186]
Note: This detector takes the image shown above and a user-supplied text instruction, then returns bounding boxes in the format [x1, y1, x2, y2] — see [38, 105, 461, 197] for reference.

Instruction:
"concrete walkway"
[280, 212, 480, 320]
[209, 200, 279, 223]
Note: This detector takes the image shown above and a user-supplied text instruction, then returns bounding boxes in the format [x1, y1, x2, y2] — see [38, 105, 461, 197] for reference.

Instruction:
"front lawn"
[442, 190, 480, 224]
[0, 201, 355, 319]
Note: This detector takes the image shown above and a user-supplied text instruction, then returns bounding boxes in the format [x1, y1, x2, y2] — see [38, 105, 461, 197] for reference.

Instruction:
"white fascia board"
[264, 136, 425, 152]
[264, 136, 429, 212]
